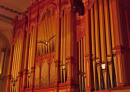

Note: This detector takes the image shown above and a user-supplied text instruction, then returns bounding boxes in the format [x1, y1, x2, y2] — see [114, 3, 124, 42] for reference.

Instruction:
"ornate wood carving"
[76, 13, 85, 42]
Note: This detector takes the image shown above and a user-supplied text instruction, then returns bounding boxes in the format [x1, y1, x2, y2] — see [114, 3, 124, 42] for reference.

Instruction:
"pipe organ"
[6, 0, 130, 92]
[90, 0, 118, 90]
[10, 29, 24, 92]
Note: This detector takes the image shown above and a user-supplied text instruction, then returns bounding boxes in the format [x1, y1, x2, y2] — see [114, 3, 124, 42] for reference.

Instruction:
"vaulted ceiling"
[0, 0, 32, 48]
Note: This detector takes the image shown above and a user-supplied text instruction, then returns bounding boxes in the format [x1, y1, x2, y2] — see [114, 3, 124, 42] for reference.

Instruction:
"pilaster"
[65, 3, 77, 90]
[22, 32, 30, 91]
[82, 0, 94, 92]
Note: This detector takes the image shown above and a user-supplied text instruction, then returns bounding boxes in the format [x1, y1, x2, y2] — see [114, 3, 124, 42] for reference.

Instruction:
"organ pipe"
[90, 6, 97, 91]
[98, 0, 108, 89]
[59, 12, 67, 83]
[90, 0, 118, 90]
[83, 36, 86, 90]
[11, 36, 23, 92]
[94, 0, 101, 90]
[109, 0, 118, 86]
[60, 15, 63, 83]
[78, 37, 86, 92]
[104, 0, 113, 87]
[78, 41, 81, 92]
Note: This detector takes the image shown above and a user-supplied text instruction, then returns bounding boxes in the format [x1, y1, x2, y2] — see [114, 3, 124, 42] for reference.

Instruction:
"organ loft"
[5, 0, 130, 92]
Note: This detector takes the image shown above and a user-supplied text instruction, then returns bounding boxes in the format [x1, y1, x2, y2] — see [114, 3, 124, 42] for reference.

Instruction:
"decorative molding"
[0, 5, 21, 15]
[35, 51, 55, 65]
[76, 15, 85, 42]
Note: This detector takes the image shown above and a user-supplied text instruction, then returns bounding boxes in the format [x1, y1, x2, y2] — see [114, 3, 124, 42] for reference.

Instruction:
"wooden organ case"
[6, 0, 130, 92]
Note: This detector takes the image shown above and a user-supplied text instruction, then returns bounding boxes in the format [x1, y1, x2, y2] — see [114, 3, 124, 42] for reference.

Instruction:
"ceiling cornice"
[0, 5, 21, 15]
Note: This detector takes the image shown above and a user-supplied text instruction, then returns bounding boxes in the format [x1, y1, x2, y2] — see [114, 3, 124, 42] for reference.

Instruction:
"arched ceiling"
[0, 0, 32, 50]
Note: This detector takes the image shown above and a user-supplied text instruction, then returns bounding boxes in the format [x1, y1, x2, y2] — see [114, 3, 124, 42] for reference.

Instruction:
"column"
[111, 0, 126, 87]
[83, 1, 93, 92]
[6, 45, 14, 92]
[66, 3, 77, 86]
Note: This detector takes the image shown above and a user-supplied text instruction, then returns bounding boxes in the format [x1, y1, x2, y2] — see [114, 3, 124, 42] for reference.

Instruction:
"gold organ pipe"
[18, 38, 21, 73]
[99, 0, 108, 89]
[17, 39, 20, 92]
[40, 30, 43, 55]
[78, 41, 81, 92]
[63, 14, 66, 82]
[28, 32, 32, 72]
[50, 14, 55, 51]
[11, 50, 13, 83]
[49, 14, 52, 52]
[43, 21, 46, 54]
[15, 40, 17, 79]
[13, 43, 16, 79]
[94, 0, 101, 90]
[30, 31, 33, 68]
[45, 14, 48, 53]
[12, 44, 15, 78]
[39, 27, 42, 54]
[17, 38, 21, 92]
[12, 43, 16, 81]
[60, 16, 63, 83]
[13, 41, 16, 80]
[53, 15, 56, 50]
[63, 13, 66, 65]
[104, 0, 112, 56]
[32, 27, 37, 66]
[31, 29, 34, 68]
[47, 15, 50, 53]
[104, 0, 113, 87]
[48, 13, 51, 52]
[16, 39, 19, 92]
[31, 25, 38, 86]
[44, 15, 47, 53]
[109, 0, 118, 86]
[83, 36, 86, 89]
[81, 38, 83, 92]
[27, 31, 33, 87]
[15, 39, 18, 79]
[16, 40, 18, 78]
[17, 39, 20, 77]
[50, 14, 53, 51]
[91, 6, 97, 90]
